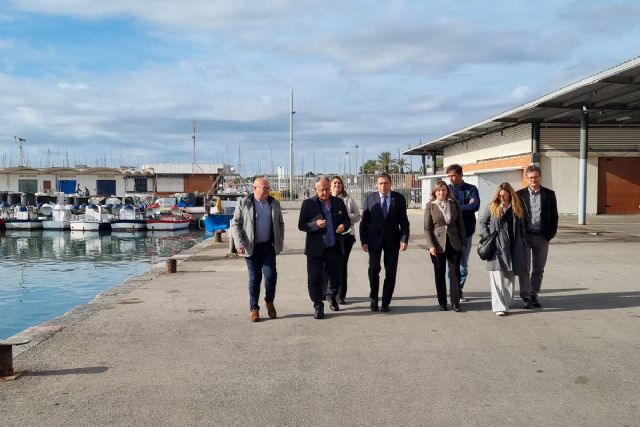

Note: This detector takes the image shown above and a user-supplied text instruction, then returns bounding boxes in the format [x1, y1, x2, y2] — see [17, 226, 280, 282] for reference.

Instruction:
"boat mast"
[192, 121, 197, 165]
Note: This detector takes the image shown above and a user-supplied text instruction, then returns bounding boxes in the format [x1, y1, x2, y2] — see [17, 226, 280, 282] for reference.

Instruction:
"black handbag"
[477, 218, 505, 261]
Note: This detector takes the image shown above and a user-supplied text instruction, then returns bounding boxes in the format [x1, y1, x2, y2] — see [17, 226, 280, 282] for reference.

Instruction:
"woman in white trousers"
[478, 182, 527, 316]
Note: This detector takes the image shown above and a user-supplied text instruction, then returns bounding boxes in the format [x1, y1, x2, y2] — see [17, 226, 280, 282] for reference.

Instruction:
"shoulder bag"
[477, 217, 505, 261]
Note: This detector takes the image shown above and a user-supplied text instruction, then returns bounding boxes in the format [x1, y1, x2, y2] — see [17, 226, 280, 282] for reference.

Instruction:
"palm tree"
[377, 152, 393, 174]
[396, 158, 408, 173]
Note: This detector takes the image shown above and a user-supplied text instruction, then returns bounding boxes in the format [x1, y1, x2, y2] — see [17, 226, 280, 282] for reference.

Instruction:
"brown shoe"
[265, 300, 277, 319]
[249, 309, 260, 322]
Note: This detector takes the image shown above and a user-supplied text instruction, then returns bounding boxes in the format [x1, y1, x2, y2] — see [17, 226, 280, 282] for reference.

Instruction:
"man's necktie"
[382, 196, 388, 218]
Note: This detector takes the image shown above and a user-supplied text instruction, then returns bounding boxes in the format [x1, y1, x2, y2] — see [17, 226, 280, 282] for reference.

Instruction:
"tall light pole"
[355, 145, 359, 175]
[289, 89, 295, 199]
[14, 136, 26, 167]
[345, 151, 350, 176]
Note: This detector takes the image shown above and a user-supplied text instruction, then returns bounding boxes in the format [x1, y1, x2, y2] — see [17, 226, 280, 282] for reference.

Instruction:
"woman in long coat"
[424, 180, 466, 312]
[478, 182, 527, 316]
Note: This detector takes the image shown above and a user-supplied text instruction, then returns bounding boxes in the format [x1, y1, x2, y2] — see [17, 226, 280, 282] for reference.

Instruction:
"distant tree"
[361, 160, 378, 174]
[376, 152, 393, 174]
[395, 158, 408, 174]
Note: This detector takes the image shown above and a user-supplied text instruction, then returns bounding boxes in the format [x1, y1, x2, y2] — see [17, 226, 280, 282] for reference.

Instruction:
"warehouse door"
[59, 179, 77, 194]
[598, 157, 640, 214]
[96, 180, 116, 197]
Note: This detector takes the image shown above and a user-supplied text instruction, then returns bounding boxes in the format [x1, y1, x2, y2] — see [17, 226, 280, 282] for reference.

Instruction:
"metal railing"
[262, 174, 422, 209]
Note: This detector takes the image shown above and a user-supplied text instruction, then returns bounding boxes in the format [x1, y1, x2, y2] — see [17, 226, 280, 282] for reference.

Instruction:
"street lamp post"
[289, 89, 295, 200]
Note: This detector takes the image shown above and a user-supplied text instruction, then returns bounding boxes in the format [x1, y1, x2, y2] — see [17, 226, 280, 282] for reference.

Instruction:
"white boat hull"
[110, 220, 147, 232]
[42, 220, 70, 230]
[70, 221, 111, 232]
[5, 220, 43, 230]
[146, 219, 191, 231]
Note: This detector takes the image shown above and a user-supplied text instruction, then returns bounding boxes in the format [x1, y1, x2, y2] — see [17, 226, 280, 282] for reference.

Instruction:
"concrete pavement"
[1, 209, 639, 426]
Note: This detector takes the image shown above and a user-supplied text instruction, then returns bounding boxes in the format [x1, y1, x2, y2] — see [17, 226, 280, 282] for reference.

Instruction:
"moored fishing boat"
[70, 204, 112, 232]
[110, 204, 147, 232]
[40, 204, 71, 230]
[4, 205, 43, 229]
[146, 211, 192, 231]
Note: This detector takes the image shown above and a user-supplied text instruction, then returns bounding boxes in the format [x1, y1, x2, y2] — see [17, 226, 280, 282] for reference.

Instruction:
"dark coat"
[359, 191, 410, 251]
[424, 199, 467, 253]
[478, 206, 527, 273]
[516, 186, 558, 241]
[298, 195, 350, 257]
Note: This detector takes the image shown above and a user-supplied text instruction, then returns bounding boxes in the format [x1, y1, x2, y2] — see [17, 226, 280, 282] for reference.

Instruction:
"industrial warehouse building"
[406, 57, 640, 218]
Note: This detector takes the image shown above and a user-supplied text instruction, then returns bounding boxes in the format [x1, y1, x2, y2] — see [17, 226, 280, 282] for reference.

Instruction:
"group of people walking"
[231, 164, 557, 321]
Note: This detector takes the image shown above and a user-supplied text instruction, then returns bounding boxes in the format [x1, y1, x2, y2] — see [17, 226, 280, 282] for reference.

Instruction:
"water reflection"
[0, 228, 205, 339]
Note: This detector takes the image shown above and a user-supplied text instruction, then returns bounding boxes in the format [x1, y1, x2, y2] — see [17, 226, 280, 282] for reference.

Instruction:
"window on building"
[134, 178, 148, 192]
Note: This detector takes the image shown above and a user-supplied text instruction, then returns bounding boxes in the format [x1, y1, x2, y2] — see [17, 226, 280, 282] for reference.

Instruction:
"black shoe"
[523, 298, 532, 309]
[339, 298, 350, 305]
[380, 304, 390, 312]
[531, 295, 542, 308]
[370, 298, 379, 312]
[459, 290, 466, 302]
[314, 305, 324, 319]
[329, 298, 340, 311]
[439, 305, 448, 311]
[453, 304, 461, 312]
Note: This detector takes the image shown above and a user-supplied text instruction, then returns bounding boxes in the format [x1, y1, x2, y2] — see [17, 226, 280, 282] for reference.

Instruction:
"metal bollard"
[166, 258, 177, 273]
[0, 338, 31, 380]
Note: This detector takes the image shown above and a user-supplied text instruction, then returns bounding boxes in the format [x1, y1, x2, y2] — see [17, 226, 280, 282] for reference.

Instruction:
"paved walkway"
[1, 210, 639, 426]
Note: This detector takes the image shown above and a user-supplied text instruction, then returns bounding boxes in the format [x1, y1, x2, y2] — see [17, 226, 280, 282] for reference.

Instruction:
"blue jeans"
[448, 234, 473, 290]
[245, 243, 277, 310]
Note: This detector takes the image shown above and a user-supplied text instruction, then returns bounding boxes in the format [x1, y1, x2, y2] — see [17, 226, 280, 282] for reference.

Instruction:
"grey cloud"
[312, 22, 573, 74]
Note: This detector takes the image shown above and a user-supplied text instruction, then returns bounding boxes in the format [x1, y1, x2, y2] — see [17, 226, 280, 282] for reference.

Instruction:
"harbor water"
[0, 228, 208, 339]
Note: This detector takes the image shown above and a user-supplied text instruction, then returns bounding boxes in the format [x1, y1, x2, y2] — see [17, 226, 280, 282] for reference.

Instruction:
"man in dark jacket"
[517, 165, 558, 308]
[298, 177, 351, 319]
[446, 164, 480, 301]
[359, 173, 410, 312]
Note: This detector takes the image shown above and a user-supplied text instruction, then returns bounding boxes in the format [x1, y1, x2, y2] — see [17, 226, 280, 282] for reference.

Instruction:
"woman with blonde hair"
[478, 182, 527, 316]
[424, 180, 466, 312]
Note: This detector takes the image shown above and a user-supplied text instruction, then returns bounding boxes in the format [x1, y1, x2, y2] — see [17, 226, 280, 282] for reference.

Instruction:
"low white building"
[406, 57, 640, 217]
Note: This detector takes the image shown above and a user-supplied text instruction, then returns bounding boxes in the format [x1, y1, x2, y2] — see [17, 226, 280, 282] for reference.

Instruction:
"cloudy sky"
[1, 0, 639, 175]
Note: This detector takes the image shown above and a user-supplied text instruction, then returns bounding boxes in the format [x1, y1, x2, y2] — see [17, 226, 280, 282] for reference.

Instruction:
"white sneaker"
[496, 311, 506, 317]
[459, 291, 467, 302]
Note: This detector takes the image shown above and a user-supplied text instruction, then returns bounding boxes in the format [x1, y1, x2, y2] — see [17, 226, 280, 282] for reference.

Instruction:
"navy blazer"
[359, 191, 410, 251]
[298, 195, 351, 257]
[516, 186, 558, 241]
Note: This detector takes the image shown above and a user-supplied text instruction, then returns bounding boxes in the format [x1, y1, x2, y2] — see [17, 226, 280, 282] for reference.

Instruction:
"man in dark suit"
[359, 173, 410, 312]
[298, 176, 351, 319]
[517, 164, 558, 309]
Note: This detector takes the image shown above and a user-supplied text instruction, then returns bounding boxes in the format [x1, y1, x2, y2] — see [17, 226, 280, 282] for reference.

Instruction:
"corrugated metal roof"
[405, 56, 640, 155]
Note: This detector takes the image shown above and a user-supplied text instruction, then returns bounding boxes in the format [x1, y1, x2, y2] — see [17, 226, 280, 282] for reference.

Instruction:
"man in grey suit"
[231, 178, 285, 322]
[360, 173, 410, 312]
[516, 165, 558, 309]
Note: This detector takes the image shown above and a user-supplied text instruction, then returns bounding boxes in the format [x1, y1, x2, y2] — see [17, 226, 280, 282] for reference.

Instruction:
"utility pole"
[289, 89, 295, 199]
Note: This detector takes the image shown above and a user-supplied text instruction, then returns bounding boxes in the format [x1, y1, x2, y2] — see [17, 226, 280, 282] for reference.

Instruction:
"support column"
[578, 107, 589, 225]
[531, 122, 540, 165]
[430, 153, 437, 175]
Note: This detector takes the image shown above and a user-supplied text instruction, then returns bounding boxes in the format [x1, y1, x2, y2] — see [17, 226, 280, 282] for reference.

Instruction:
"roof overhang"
[405, 56, 640, 156]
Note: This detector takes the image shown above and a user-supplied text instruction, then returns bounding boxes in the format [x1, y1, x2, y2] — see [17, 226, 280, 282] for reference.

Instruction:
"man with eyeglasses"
[446, 164, 480, 302]
[231, 178, 285, 322]
[516, 165, 558, 309]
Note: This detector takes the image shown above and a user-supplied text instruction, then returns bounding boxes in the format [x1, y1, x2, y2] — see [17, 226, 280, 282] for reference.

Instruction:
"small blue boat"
[202, 214, 233, 233]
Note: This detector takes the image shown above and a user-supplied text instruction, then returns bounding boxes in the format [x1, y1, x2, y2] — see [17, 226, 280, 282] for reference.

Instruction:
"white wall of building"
[444, 124, 531, 166]
[543, 152, 598, 215]
[156, 176, 184, 192]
